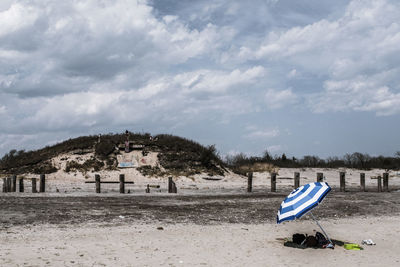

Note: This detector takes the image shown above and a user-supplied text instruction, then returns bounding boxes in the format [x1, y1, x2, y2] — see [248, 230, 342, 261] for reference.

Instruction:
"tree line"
[225, 151, 400, 170]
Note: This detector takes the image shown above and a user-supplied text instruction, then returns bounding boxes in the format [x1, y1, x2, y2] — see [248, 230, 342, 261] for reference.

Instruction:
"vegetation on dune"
[0, 132, 225, 176]
[0, 131, 398, 176]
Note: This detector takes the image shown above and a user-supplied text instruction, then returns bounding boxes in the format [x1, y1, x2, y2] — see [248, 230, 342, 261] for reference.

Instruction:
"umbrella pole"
[310, 212, 333, 245]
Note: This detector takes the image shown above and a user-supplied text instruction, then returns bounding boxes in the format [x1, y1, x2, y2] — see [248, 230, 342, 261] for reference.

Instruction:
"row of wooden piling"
[247, 172, 390, 192]
[93, 174, 177, 194]
[2, 174, 45, 193]
[1, 172, 391, 194]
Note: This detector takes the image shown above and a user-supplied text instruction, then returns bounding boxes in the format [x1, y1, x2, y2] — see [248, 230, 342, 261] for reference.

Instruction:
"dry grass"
[237, 163, 279, 174]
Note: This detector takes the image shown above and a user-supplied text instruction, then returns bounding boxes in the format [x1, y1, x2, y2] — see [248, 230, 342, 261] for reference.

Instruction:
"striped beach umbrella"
[277, 182, 333, 245]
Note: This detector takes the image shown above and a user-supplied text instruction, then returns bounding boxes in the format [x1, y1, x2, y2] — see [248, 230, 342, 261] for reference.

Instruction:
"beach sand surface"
[1, 216, 399, 267]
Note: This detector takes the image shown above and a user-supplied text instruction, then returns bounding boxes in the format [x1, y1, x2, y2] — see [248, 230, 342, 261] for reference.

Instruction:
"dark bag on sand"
[315, 231, 328, 246]
[305, 236, 318, 247]
[292, 233, 306, 245]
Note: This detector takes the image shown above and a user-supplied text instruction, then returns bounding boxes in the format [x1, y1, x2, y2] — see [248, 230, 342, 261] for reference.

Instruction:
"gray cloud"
[0, 0, 399, 157]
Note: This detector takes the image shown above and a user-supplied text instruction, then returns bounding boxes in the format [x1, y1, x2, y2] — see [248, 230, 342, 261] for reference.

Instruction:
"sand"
[1, 216, 399, 266]
[2, 167, 400, 266]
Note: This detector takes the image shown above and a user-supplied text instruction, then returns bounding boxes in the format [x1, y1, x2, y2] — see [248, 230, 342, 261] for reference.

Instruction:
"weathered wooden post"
[2, 178, 6, 193]
[32, 178, 37, 193]
[19, 178, 24, 192]
[168, 177, 177, 193]
[95, 174, 101, 193]
[145, 184, 150, 193]
[360, 173, 365, 192]
[294, 172, 300, 188]
[247, 172, 253, 193]
[168, 177, 173, 193]
[7, 177, 11, 192]
[12, 175, 17, 192]
[271, 172, 277, 192]
[383, 172, 389, 192]
[119, 174, 125, 194]
[172, 181, 177, 193]
[317, 172, 323, 182]
[339, 172, 346, 192]
[39, 174, 45, 193]
[377, 176, 382, 192]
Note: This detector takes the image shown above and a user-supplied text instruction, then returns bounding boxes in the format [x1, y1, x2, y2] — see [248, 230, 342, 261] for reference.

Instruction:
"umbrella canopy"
[277, 182, 331, 224]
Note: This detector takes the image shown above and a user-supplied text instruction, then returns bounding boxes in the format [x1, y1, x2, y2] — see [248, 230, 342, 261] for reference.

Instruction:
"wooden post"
[377, 176, 382, 192]
[168, 177, 173, 193]
[11, 175, 17, 192]
[7, 177, 11, 192]
[247, 172, 253, 193]
[360, 173, 365, 192]
[383, 172, 389, 192]
[119, 174, 125, 194]
[145, 184, 150, 193]
[95, 174, 101, 193]
[19, 178, 24, 192]
[172, 181, 177, 193]
[294, 172, 300, 188]
[32, 178, 37, 193]
[39, 174, 45, 193]
[271, 172, 276, 192]
[317, 172, 323, 182]
[2, 178, 6, 193]
[339, 172, 345, 192]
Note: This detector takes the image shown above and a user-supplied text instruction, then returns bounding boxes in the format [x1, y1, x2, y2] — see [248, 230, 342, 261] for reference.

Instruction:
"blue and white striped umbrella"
[277, 182, 331, 224]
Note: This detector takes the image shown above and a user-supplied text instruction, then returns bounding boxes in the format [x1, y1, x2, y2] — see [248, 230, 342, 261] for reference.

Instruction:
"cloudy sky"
[0, 0, 399, 159]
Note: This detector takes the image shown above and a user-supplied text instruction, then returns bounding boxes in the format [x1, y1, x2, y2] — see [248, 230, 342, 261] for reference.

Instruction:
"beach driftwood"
[271, 173, 277, 192]
[247, 172, 253, 193]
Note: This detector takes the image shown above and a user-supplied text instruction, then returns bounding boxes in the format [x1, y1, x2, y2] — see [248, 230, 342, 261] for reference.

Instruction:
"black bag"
[305, 236, 318, 247]
[292, 233, 306, 245]
[315, 231, 328, 246]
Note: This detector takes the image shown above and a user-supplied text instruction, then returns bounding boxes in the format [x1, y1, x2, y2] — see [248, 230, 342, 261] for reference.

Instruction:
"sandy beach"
[1, 168, 400, 266]
[1, 216, 400, 266]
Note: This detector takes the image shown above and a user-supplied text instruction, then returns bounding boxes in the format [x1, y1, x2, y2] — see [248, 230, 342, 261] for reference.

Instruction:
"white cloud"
[177, 66, 266, 94]
[0, 3, 39, 37]
[245, 128, 279, 139]
[264, 88, 298, 109]
[237, 0, 400, 116]
[310, 72, 400, 115]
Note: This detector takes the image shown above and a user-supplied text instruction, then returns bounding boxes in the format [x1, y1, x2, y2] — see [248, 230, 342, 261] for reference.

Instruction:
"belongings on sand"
[277, 182, 334, 248]
[285, 232, 340, 249]
[362, 239, 376, 245]
[344, 243, 364, 250]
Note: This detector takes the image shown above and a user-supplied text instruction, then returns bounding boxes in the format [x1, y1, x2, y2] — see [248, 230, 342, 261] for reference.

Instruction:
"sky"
[0, 0, 399, 159]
